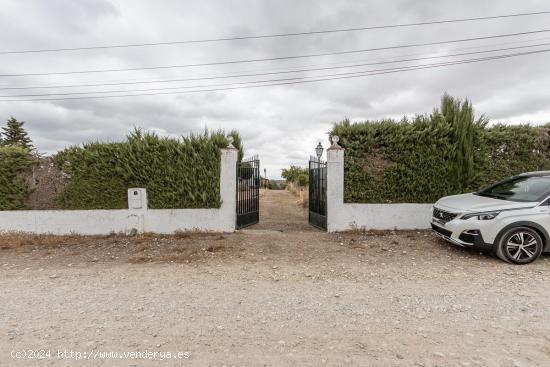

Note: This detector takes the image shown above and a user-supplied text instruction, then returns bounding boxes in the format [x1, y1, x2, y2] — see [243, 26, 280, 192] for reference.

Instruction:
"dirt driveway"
[1, 189, 550, 366]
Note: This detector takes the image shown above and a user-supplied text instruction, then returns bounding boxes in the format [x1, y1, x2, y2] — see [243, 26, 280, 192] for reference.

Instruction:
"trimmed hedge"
[331, 96, 550, 203]
[0, 146, 34, 210]
[54, 129, 242, 209]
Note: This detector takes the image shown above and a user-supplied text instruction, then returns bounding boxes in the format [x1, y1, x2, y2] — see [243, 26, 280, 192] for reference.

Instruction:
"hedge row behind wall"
[54, 129, 241, 209]
[331, 97, 550, 203]
[0, 146, 34, 210]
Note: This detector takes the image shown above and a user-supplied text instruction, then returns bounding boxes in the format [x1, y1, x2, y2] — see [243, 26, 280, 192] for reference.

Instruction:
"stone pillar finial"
[226, 136, 238, 150]
[329, 135, 343, 149]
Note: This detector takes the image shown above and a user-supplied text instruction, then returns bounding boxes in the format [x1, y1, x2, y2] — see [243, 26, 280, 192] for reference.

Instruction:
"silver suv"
[432, 171, 550, 264]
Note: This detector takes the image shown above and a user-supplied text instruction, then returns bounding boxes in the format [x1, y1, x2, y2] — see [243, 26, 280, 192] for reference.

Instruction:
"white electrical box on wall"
[128, 188, 148, 210]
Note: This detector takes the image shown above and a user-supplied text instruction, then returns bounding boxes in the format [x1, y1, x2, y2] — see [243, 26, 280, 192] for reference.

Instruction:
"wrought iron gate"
[309, 156, 327, 230]
[236, 156, 260, 229]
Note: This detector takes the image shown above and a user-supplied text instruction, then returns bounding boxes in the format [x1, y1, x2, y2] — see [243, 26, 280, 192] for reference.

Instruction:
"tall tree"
[435, 94, 487, 191]
[1, 117, 33, 149]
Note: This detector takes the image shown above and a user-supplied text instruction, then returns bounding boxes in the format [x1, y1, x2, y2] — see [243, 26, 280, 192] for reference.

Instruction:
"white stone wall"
[0, 148, 238, 235]
[0, 210, 130, 235]
[326, 144, 432, 232]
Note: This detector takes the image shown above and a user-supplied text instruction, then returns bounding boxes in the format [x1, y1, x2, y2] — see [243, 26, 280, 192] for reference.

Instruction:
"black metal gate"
[236, 156, 260, 229]
[309, 156, 327, 230]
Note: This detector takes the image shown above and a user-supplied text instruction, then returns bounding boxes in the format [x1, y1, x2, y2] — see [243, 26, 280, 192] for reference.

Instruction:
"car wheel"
[497, 227, 543, 265]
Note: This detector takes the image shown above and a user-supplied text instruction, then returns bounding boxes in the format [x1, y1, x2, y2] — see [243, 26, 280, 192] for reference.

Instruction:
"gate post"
[220, 143, 239, 231]
[326, 136, 345, 232]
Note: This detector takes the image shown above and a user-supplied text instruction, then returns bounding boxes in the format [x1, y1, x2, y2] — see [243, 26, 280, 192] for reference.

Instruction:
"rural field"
[1, 190, 550, 366]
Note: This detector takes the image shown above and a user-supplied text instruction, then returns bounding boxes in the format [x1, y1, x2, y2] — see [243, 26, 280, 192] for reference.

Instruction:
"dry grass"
[0, 220, 446, 272]
[0, 232, 106, 250]
[0, 231, 232, 265]
[127, 239, 227, 264]
[286, 182, 308, 208]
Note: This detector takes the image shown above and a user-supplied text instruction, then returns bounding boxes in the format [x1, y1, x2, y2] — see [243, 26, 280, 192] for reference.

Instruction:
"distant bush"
[297, 173, 308, 187]
[282, 166, 308, 187]
[54, 129, 243, 209]
[331, 94, 550, 203]
[268, 181, 287, 190]
[0, 146, 34, 210]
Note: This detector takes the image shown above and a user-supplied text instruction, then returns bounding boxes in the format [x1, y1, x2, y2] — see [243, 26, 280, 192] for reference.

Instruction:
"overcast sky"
[1, 0, 549, 178]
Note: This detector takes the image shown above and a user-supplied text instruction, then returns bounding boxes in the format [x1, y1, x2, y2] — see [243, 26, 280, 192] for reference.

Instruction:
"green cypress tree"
[437, 94, 487, 192]
[1, 117, 34, 150]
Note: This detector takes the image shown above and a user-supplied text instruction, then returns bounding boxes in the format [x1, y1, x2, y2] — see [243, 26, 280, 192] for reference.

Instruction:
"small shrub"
[282, 166, 309, 187]
[297, 174, 308, 187]
[268, 181, 287, 190]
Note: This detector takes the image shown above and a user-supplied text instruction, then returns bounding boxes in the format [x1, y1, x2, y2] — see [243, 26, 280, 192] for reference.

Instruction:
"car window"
[477, 176, 550, 202]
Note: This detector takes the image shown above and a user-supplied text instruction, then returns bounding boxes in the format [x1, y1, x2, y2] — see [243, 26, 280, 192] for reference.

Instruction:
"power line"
[3, 41, 550, 96]
[4, 35, 550, 90]
[3, 48, 549, 102]
[2, 28, 550, 78]
[2, 10, 550, 55]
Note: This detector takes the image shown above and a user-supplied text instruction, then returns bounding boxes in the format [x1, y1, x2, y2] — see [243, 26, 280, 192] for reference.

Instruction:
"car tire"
[494, 237, 510, 263]
[497, 226, 543, 265]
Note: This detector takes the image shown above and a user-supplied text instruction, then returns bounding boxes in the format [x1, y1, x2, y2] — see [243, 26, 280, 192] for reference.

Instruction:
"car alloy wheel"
[498, 227, 543, 265]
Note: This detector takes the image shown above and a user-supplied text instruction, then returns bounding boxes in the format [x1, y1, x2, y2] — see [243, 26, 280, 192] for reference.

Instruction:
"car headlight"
[461, 211, 500, 220]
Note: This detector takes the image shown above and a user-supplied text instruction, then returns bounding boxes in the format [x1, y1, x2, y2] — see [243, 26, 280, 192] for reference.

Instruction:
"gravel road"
[1, 190, 550, 366]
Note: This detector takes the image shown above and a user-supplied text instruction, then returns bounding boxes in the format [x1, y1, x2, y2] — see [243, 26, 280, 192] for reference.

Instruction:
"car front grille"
[432, 207, 458, 223]
[431, 223, 452, 237]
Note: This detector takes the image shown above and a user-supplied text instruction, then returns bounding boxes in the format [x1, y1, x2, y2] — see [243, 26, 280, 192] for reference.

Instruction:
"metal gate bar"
[236, 156, 260, 229]
[309, 156, 327, 230]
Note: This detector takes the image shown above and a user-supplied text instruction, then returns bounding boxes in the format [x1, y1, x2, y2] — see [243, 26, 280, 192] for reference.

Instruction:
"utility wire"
[3, 48, 549, 102]
[3, 41, 550, 96]
[2, 10, 550, 55]
[2, 28, 550, 78]
[4, 35, 550, 90]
